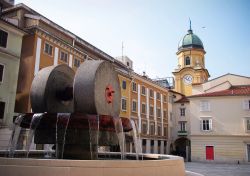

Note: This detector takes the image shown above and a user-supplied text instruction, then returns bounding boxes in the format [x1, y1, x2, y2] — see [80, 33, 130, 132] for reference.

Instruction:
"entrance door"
[247, 144, 250, 162]
[206, 146, 214, 160]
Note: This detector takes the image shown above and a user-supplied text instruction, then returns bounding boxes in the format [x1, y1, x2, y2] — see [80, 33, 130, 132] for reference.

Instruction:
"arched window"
[185, 56, 190, 66]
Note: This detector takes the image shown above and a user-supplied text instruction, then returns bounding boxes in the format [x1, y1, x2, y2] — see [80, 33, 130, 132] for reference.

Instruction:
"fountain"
[0, 60, 185, 176]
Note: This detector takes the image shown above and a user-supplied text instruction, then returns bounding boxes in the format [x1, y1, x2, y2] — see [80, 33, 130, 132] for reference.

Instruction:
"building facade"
[0, 17, 26, 149]
[188, 74, 250, 163]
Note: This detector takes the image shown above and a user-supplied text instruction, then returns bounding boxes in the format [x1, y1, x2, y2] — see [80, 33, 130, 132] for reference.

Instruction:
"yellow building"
[173, 26, 210, 96]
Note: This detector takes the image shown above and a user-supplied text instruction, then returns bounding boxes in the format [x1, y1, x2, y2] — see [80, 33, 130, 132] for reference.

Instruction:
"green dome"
[178, 29, 204, 50]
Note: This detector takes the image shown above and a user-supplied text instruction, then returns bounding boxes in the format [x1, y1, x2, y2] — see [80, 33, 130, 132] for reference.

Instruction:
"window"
[149, 106, 154, 116]
[243, 100, 250, 110]
[156, 92, 160, 100]
[245, 118, 250, 132]
[150, 123, 155, 135]
[163, 110, 167, 119]
[0, 101, 5, 119]
[201, 119, 212, 131]
[121, 98, 127, 111]
[132, 100, 137, 112]
[200, 101, 210, 111]
[180, 108, 185, 116]
[122, 80, 126, 89]
[0, 64, 4, 83]
[164, 127, 167, 136]
[74, 58, 81, 68]
[60, 51, 68, 62]
[0, 29, 8, 48]
[132, 82, 137, 92]
[142, 123, 147, 134]
[141, 86, 146, 95]
[157, 108, 161, 118]
[142, 103, 146, 114]
[163, 95, 167, 102]
[158, 126, 161, 136]
[179, 121, 186, 131]
[44, 42, 53, 56]
[185, 56, 190, 65]
[150, 89, 153, 98]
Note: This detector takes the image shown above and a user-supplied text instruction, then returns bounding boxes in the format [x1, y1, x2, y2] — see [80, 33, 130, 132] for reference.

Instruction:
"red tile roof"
[188, 85, 250, 98]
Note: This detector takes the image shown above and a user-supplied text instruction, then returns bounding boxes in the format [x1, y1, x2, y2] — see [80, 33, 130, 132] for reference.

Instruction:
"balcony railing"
[177, 130, 188, 136]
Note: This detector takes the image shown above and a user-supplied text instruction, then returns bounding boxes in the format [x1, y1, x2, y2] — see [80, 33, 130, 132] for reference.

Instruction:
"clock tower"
[173, 24, 210, 96]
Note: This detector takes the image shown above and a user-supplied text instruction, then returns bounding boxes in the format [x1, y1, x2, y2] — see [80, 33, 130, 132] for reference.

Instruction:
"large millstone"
[30, 64, 75, 113]
[74, 60, 121, 116]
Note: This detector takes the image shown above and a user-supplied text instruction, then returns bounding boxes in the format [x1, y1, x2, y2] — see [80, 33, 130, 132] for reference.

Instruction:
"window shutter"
[243, 100, 249, 110]
[207, 102, 211, 111]
[209, 119, 213, 131]
[200, 120, 203, 131]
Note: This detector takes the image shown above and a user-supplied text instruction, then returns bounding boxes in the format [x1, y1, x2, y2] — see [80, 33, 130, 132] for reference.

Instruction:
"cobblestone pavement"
[185, 162, 250, 176]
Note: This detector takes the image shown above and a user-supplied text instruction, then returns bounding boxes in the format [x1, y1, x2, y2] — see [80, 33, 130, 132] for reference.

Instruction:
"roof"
[206, 73, 250, 83]
[188, 85, 250, 98]
[178, 29, 204, 50]
[175, 96, 190, 103]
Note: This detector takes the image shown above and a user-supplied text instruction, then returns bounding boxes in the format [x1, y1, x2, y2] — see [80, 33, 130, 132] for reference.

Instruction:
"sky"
[15, 0, 250, 79]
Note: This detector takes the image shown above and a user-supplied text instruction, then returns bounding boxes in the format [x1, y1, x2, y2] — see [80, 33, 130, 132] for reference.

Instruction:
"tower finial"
[188, 18, 193, 34]
[189, 18, 192, 30]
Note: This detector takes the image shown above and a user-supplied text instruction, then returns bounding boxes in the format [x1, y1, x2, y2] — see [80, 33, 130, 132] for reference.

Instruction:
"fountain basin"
[0, 154, 185, 176]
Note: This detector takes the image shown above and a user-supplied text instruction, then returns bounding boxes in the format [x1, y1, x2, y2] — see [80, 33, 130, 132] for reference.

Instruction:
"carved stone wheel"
[74, 60, 121, 116]
[30, 64, 75, 113]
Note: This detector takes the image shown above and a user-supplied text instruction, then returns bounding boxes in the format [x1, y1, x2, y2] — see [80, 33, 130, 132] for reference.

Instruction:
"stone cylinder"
[30, 64, 75, 113]
[74, 60, 121, 116]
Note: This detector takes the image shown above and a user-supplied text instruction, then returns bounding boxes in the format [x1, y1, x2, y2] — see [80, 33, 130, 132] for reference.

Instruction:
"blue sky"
[15, 0, 250, 79]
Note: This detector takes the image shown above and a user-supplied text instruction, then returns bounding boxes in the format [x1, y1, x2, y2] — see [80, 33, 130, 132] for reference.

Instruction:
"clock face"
[183, 74, 193, 85]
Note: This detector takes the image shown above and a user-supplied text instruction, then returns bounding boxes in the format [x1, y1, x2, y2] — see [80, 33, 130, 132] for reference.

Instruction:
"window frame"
[200, 118, 212, 131]
[179, 121, 187, 131]
[132, 100, 137, 112]
[0, 63, 5, 83]
[74, 57, 81, 68]
[122, 80, 126, 89]
[243, 100, 250, 110]
[149, 105, 154, 117]
[180, 108, 186, 116]
[141, 86, 146, 96]
[60, 50, 68, 63]
[121, 97, 127, 111]
[0, 29, 8, 48]
[149, 89, 154, 98]
[200, 100, 211, 112]
[156, 92, 160, 100]
[157, 107, 161, 118]
[141, 103, 146, 114]
[132, 82, 137, 92]
[185, 56, 191, 66]
[44, 42, 53, 56]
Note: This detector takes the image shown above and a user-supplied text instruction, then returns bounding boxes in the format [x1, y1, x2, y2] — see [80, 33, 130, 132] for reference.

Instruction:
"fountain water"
[0, 60, 186, 176]
[25, 113, 43, 157]
[7, 114, 24, 157]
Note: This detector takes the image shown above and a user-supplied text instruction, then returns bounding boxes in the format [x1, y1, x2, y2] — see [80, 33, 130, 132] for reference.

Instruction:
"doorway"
[206, 146, 214, 160]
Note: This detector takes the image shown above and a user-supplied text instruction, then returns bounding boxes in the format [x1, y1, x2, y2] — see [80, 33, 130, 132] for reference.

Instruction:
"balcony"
[177, 130, 188, 136]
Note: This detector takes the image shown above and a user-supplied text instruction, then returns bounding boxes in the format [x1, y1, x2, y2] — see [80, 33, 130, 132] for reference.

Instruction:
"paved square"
[185, 162, 250, 176]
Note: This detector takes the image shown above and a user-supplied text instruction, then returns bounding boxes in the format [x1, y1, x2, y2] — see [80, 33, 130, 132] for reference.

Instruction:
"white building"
[188, 74, 250, 163]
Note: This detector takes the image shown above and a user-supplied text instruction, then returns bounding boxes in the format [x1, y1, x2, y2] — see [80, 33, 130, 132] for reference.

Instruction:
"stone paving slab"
[185, 162, 250, 176]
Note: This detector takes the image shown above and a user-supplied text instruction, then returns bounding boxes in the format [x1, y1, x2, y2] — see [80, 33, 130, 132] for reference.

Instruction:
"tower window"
[185, 56, 191, 65]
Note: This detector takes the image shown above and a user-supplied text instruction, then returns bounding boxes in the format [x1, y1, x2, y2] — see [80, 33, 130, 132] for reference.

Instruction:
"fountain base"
[0, 154, 185, 176]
